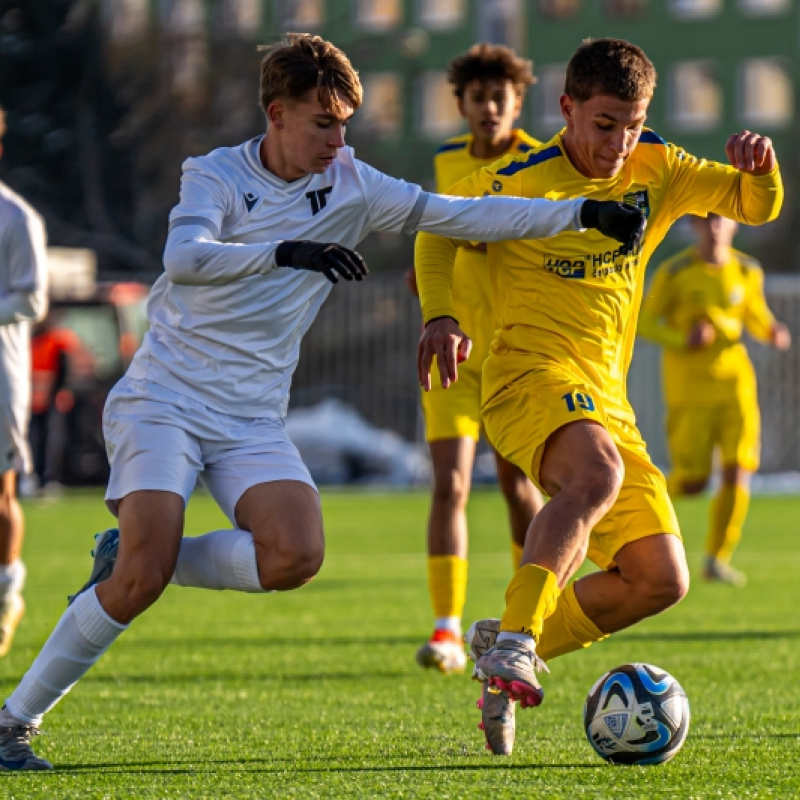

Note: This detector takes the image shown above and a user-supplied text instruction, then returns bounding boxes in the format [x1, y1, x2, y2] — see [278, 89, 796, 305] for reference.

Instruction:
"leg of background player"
[416, 437, 474, 675]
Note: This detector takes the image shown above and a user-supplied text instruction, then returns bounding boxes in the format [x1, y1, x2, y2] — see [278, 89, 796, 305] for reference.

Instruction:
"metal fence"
[292, 274, 423, 444]
[291, 273, 800, 475]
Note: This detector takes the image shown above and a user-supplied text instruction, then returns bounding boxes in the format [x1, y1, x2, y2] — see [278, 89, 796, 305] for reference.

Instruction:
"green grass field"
[1, 487, 799, 798]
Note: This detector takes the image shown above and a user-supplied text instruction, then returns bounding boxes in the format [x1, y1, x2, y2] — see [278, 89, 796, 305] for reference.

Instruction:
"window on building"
[738, 0, 790, 15]
[416, 0, 464, 30]
[537, 0, 580, 19]
[356, 0, 402, 31]
[276, 0, 324, 29]
[159, 0, 205, 33]
[739, 58, 793, 128]
[668, 60, 722, 132]
[102, 0, 148, 42]
[417, 71, 462, 139]
[169, 38, 208, 105]
[356, 73, 403, 138]
[477, 0, 525, 52]
[668, 0, 722, 19]
[603, 0, 648, 18]
[534, 63, 567, 136]
[216, 0, 261, 33]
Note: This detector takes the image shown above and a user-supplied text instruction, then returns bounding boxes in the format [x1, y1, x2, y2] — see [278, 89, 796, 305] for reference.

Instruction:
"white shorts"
[103, 377, 316, 524]
[0, 403, 30, 475]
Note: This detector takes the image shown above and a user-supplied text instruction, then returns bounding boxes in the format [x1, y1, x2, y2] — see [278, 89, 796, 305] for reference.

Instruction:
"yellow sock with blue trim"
[707, 484, 750, 563]
[499, 563, 560, 639]
[428, 555, 468, 628]
[537, 581, 608, 662]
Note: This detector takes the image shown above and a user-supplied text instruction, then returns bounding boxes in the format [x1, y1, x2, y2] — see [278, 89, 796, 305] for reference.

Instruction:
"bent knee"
[573, 463, 624, 516]
[259, 542, 324, 591]
[110, 569, 170, 613]
[644, 567, 690, 612]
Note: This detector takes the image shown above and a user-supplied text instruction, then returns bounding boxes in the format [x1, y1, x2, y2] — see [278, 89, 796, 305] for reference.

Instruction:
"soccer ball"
[583, 663, 690, 765]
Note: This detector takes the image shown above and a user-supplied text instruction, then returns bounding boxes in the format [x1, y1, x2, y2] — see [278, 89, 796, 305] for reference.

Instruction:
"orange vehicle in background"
[36, 249, 150, 486]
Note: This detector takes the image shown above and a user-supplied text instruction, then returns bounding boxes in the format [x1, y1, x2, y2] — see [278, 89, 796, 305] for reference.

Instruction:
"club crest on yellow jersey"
[623, 189, 650, 218]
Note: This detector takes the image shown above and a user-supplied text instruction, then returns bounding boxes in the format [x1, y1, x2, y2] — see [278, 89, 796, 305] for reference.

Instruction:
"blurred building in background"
[0, 1, 796, 275]
[0, 0, 798, 477]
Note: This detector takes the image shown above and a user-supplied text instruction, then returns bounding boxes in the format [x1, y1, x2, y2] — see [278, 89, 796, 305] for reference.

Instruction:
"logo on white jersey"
[244, 192, 259, 212]
[305, 186, 332, 215]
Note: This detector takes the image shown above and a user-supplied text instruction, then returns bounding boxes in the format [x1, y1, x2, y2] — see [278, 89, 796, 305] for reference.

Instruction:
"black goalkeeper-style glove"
[580, 199, 646, 256]
[275, 240, 369, 284]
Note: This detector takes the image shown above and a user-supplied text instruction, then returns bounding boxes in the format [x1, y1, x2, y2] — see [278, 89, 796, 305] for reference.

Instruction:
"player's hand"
[771, 321, 791, 351]
[687, 320, 716, 349]
[580, 200, 646, 255]
[275, 240, 368, 284]
[404, 266, 419, 297]
[417, 316, 472, 391]
[725, 131, 776, 175]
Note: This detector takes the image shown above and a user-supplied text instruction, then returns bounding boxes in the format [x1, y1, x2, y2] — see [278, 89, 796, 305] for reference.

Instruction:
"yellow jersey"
[432, 129, 540, 360]
[416, 128, 782, 428]
[638, 246, 775, 406]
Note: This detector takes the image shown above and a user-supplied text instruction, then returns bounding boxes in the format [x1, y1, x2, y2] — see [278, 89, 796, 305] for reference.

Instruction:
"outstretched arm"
[163, 224, 366, 286]
[411, 193, 645, 253]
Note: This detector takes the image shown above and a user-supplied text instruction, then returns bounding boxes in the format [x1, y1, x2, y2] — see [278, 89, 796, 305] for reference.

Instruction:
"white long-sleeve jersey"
[0, 180, 48, 450]
[128, 137, 583, 418]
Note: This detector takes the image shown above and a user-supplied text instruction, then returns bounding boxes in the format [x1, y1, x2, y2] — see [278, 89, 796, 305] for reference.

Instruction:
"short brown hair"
[259, 33, 362, 117]
[0, 105, 5, 141]
[447, 43, 536, 99]
[565, 38, 656, 103]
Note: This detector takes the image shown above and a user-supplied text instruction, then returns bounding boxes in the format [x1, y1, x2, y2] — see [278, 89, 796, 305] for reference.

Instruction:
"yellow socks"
[537, 581, 608, 661]
[511, 542, 524, 571]
[707, 484, 750, 563]
[500, 564, 560, 638]
[428, 555, 468, 623]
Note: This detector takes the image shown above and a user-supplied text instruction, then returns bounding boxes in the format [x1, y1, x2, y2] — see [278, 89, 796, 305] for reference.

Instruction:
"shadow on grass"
[691, 732, 800, 740]
[72, 668, 410, 684]
[617, 629, 800, 643]
[46, 759, 606, 775]
[119, 628, 800, 650]
[122, 634, 427, 648]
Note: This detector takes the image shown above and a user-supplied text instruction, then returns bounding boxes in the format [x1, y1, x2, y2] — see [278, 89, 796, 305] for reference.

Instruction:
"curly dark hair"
[565, 38, 656, 102]
[259, 33, 363, 116]
[447, 42, 536, 99]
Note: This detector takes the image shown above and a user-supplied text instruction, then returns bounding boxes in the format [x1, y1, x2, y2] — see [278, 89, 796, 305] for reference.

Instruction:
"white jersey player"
[0, 106, 48, 662]
[0, 34, 644, 770]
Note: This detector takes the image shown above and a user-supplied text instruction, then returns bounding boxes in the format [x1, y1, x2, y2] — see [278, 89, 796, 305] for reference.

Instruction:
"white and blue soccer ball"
[583, 663, 690, 765]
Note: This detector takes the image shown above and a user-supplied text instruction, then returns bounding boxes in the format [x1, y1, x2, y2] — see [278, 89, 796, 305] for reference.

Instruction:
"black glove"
[580, 199, 646, 256]
[275, 240, 368, 284]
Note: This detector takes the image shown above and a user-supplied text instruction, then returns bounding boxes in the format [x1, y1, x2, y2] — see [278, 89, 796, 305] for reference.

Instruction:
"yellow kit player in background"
[415, 38, 782, 755]
[406, 43, 545, 676]
[638, 213, 790, 587]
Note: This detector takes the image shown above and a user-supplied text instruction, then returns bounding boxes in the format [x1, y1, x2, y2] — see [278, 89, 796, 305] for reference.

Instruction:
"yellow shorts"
[482, 366, 680, 570]
[421, 356, 483, 442]
[666, 395, 760, 483]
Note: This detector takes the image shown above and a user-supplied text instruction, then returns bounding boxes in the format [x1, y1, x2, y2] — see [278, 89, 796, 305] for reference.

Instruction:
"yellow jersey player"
[638, 213, 790, 587]
[415, 38, 782, 755]
[407, 43, 545, 677]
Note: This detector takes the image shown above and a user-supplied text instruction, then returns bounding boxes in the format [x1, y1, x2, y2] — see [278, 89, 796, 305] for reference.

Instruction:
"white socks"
[0, 560, 26, 600]
[170, 529, 264, 592]
[4, 588, 127, 726]
[434, 616, 462, 635]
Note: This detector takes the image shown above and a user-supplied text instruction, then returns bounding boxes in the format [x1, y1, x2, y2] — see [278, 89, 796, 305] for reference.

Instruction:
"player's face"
[560, 93, 650, 179]
[267, 89, 354, 181]
[458, 79, 522, 148]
